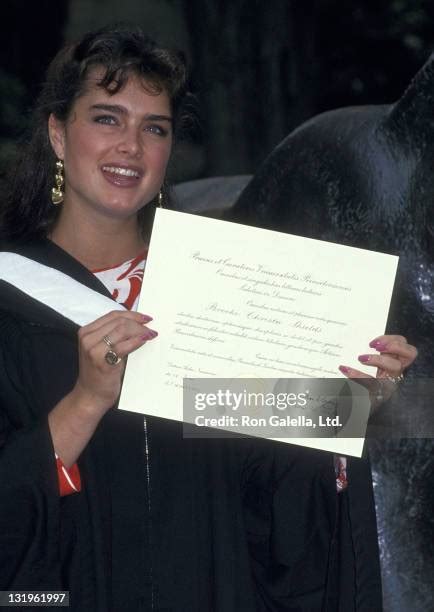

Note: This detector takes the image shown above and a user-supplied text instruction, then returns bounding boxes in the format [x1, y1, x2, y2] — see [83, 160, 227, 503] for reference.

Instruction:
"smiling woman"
[47, 72, 173, 267]
[1, 25, 188, 250]
[0, 24, 415, 612]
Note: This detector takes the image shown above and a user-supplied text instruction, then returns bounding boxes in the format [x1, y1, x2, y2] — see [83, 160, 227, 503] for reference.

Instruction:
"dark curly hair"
[1, 24, 190, 242]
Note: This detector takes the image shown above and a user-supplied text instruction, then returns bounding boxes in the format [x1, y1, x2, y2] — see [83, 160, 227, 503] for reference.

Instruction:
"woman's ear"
[48, 114, 66, 160]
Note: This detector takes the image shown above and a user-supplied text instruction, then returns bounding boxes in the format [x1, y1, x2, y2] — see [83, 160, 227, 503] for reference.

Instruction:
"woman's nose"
[116, 127, 142, 157]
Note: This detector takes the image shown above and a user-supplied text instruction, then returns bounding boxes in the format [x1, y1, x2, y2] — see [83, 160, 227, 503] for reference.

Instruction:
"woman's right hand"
[74, 310, 157, 413]
[48, 310, 157, 468]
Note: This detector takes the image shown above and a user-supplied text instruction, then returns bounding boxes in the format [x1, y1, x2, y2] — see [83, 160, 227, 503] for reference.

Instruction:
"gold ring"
[105, 349, 122, 366]
[103, 335, 114, 348]
[385, 374, 404, 384]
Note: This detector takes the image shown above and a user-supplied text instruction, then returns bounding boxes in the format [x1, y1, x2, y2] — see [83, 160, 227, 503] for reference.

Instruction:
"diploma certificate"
[119, 209, 398, 456]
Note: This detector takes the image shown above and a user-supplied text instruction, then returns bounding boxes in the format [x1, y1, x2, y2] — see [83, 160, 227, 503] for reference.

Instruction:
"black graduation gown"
[0, 239, 382, 611]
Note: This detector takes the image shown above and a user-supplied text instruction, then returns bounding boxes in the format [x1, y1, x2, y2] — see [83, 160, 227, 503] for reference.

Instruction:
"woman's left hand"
[339, 334, 418, 408]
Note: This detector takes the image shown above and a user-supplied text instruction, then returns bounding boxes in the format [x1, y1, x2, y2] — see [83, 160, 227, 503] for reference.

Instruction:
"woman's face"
[48, 69, 173, 222]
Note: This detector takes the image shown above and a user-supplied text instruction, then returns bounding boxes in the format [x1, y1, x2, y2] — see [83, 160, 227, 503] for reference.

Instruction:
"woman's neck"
[49, 207, 146, 271]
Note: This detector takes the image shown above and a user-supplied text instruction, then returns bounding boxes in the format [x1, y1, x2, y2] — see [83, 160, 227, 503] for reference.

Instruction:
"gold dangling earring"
[51, 159, 64, 205]
[158, 189, 164, 208]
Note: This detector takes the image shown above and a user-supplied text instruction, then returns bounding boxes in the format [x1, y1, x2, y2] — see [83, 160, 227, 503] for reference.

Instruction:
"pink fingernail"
[141, 314, 153, 323]
[369, 339, 387, 351]
[141, 330, 158, 341]
[339, 365, 350, 374]
[358, 354, 371, 363]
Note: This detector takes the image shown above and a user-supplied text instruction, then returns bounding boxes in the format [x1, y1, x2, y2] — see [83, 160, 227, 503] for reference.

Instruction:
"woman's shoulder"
[0, 240, 91, 333]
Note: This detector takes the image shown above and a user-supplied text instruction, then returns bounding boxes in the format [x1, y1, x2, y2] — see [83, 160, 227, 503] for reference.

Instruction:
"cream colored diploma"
[118, 209, 398, 456]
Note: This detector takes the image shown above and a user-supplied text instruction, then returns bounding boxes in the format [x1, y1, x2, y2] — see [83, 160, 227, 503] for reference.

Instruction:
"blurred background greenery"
[1, 0, 433, 185]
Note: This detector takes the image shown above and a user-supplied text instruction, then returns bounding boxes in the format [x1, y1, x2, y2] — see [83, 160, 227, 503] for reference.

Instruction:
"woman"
[0, 25, 417, 611]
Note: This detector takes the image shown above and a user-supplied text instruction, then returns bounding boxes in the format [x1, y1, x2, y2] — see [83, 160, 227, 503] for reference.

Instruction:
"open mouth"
[101, 165, 142, 186]
[102, 165, 141, 178]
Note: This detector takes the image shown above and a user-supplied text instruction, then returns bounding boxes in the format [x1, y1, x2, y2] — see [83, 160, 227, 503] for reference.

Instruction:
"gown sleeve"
[0, 314, 63, 590]
[242, 440, 338, 611]
[242, 438, 382, 611]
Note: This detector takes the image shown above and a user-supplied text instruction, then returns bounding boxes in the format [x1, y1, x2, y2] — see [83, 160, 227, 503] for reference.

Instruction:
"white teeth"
[102, 166, 140, 178]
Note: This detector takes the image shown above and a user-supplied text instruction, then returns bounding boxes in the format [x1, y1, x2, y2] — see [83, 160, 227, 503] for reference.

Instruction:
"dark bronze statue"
[229, 54, 434, 383]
